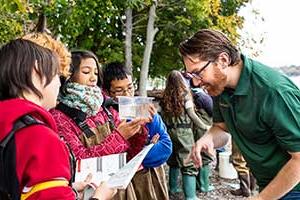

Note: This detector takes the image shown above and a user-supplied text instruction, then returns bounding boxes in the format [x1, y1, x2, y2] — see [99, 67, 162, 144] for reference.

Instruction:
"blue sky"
[239, 0, 300, 67]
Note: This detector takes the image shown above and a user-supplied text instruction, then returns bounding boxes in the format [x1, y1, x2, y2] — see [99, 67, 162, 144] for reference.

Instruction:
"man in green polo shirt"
[179, 29, 300, 200]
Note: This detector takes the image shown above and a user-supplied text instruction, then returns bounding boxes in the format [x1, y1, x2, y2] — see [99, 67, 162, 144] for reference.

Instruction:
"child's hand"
[117, 117, 150, 139]
[92, 181, 117, 200]
[72, 173, 93, 199]
[72, 173, 93, 192]
[148, 104, 157, 118]
[151, 133, 160, 144]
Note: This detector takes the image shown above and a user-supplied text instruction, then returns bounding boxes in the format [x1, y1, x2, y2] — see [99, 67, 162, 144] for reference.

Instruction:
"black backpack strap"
[0, 115, 42, 200]
[77, 122, 94, 138]
[56, 103, 95, 138]
[103, 97, 119, 112]
[56, 103, 86, 123]
[102, 106, 115, 130]
[59, 136, 76, 186]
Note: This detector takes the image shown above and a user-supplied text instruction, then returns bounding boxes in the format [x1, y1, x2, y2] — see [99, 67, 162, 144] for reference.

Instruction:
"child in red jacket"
[0, 39, 115, 200]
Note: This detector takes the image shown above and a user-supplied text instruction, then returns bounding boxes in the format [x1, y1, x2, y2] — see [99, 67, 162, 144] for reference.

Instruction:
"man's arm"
[251, 89, 300, 200]
[250, 152, 300, 200]
[191, 122, 230, 167]
[210, 122, 230, 148]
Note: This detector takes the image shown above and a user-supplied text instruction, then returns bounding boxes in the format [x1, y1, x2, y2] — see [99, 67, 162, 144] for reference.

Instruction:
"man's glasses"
[182, 61, 212, 80]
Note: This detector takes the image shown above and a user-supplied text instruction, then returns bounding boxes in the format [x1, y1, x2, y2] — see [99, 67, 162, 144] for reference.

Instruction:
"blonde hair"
[23, 33, 71, 77]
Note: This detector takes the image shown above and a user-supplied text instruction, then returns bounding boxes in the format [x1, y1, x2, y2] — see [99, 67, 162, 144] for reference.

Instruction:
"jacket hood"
[0, 98, 57, 141]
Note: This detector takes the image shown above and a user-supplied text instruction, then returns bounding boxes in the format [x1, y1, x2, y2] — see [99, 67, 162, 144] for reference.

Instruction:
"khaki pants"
[131, 165, 169, 200]
[112, 182, 137, 200]
[231, 140, 249, 176]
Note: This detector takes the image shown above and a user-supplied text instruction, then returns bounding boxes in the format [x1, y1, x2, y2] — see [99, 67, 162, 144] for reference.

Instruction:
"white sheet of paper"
[75, 152, 127, 184]
[107, 144, 154, 189]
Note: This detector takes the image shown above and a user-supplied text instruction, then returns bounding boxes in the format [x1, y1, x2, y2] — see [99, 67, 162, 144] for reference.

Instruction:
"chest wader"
[192, 108, 215, 193]
[56, 103, 137, 200]
[129, 123, 169, 199]
[161, 109, 198, 200]
[0, 115, 76, 200]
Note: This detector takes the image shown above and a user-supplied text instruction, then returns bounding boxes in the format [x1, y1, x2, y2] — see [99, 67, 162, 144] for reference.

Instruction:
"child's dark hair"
[0, 39, 59, 100]
[102, 62, 131, 92]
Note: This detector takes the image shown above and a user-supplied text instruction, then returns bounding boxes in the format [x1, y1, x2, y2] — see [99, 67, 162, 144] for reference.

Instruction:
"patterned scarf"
[58, 82, 103, 117]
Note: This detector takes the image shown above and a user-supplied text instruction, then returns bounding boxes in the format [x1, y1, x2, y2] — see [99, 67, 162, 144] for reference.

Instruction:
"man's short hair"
[179, 29, 240, 66]
[0, 39, 59, 100]
[102, 62, 131, 92]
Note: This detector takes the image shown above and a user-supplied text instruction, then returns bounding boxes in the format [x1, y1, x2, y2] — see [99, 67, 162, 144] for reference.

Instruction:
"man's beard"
[205, 68, 227, 96]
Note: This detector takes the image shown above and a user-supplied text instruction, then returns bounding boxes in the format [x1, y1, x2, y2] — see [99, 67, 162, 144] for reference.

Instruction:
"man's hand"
[190, 136, 215, 168]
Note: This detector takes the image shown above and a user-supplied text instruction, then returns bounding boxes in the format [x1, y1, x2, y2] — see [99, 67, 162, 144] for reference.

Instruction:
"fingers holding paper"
[92, 181, 117, 200]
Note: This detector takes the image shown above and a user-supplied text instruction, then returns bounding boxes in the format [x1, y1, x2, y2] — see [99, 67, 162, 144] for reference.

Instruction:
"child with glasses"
[102, 62, 172, 200]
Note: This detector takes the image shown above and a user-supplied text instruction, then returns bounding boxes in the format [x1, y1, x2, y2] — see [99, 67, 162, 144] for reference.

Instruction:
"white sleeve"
[185, 99, 194, 109]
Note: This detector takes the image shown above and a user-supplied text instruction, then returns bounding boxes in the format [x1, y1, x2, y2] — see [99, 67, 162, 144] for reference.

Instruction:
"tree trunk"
[139, 0, 158, 97]
[125, 7, 133, 73]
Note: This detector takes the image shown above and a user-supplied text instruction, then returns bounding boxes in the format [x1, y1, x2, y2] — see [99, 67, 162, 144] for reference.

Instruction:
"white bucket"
[218, 151, 238, 179]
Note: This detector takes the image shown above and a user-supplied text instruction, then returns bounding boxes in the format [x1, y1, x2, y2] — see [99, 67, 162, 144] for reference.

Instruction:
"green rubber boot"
[199, 165, 214, 192]
[182, 175, 198, 200]
[169, 167, 182, 194]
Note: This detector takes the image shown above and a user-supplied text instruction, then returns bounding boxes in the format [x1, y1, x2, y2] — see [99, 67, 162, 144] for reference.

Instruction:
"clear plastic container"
[118, 96, 136, 120]
[118, 96, 153, 120]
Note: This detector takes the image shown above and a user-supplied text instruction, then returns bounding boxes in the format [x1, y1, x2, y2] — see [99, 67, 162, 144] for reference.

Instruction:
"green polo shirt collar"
[233, 55, 252, 96]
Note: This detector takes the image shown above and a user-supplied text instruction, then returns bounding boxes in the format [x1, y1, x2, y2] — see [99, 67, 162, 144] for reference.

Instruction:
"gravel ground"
[167, 164, 256, 200]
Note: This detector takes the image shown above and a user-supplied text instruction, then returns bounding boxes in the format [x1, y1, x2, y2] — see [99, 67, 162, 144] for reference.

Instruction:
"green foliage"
[149, 0, 249, 78]
[0, 0, 28, 45]
[127, 0, 151, 9]
[45, 0, 125, 64]
[0, 0, 54, 45]
[0, 0, 249, 78]
[0, 14, 24, 45]
[220, 0, 249, 16]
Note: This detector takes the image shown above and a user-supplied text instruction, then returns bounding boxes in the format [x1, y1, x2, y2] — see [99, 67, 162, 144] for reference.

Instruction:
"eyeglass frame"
[109, 84, 135, 96]
[182, 60, 212, 80]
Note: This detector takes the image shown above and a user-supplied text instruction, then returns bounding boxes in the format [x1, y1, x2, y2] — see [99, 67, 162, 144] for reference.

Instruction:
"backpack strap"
[102, 97, 118, 111]
[0, 115, 39, 149]
[62, 137, 76, 184]
[56, 103, 95, 138]
[102, 106, 115, 130]
[0, 115, 43, 200]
